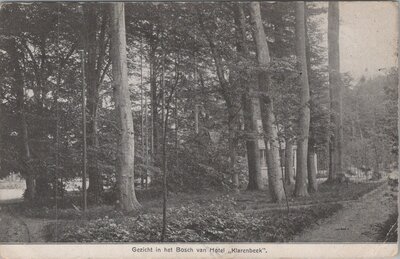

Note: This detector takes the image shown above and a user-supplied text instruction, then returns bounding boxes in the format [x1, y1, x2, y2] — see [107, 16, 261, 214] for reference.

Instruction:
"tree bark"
[0, 100, 2, 172]
[249, 2, 285, 201]
[307, 144, 318, 193]
[11, 43, 35, 201]
[228, 110, 239, 191]
[294, 1, 310, 197]
[84, 4, 101, 203]
[242, 94, 263, 190]
[160, 48, 168, 241]
[82, 4, 109, 202]
[398, 2, 400, 188]
[327, 1, 343, 182]
[234, 4, 265, 191]
[21, 108, 35, 200]
[110, 2, 140, 212]
[304, 3, 318, 193]
[284, 139, 295, 185]
[149, 44, 159, 159]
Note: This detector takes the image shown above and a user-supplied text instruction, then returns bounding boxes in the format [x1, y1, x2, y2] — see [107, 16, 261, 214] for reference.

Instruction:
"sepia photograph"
[0, 1, 398, 258]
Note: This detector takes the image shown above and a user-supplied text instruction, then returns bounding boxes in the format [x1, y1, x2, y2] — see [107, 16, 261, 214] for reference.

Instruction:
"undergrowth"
[376, 212, 398, 242]
[44, 196, 342, 242]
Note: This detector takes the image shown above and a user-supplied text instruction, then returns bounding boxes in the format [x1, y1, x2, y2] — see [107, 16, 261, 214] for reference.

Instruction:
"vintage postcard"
[0, 1, 398, 258]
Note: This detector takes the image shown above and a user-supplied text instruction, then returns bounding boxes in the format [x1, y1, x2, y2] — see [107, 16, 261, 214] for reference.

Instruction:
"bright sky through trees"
[340, 1, 398, 79]
[315, 1, 397, 80]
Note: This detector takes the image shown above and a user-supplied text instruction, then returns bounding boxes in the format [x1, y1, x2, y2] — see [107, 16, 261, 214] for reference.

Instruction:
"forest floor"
[292, 182, 397, 242]
[0, 180, 395, 242]
[139, 181, 385, 214]
[0, 206, 30, 242]
[0, 203, 52, 242]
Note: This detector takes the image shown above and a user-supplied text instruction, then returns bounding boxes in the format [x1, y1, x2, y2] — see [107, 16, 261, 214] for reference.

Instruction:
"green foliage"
[0, 2, 396, 211]
[382, 68, 399, 156]
[45, 195, 342, 242]
[343, 70, 397, 170]
[164, 137, 232, 191]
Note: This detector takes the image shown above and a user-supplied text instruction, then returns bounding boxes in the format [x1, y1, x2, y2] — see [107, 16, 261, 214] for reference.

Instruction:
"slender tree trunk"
[307, 144, 318, 193]
[229, 112, 239, 191]
[21, 101, 34, 198]
[327, 1, 342, 182]
[174, 95, 178, 180]
[304, 2, 318, 193]
[284, 139, 295, 185]
[145, 93, 150, 188]
[83, 4, 109, 202]
[397, 2, 400, 191]
[161, 109, 168, 241]
[149, 45, 159, 159]
[0, 101, 2, 171]
[198, 12, 241, 191]
[249, 2, 285, 201]
[110, 2, 140, 212]
[293, 1, 310, 197]
[11, 44, 35, 201]
[160, 48, 168, 241]
[234, 4, 265, 190]
[84, 3, 100, 199]
[225, 109, 239, 192]
[21, 111, 35, 200]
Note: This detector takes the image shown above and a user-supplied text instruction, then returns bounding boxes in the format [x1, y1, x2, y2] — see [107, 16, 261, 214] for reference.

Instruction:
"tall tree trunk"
[83, 4, 109, 202]
[198, 11, 241, 191]
[0, 100, 2, 172]
[284, 139, 295, 185]
[19, 80, 35, 200]
[85, 6, 101, 203]
[249, 2, 285, 201]
[398, 2, 400, 189]
[229, 111, 239, 191]
[307, 143, 318, 193]
[234, 4, 265, 190]
[242, 93, 263, 190]
[327, 1, 342, 182]
[110, 2, 140, 212]
[160, 48, 168, 241]
[304, 3, 318, 193]
[21, 109, 35, 200]
[11, 43, 35, 201]
[294, 1, 310, 197]
[149, 44, 159, 160]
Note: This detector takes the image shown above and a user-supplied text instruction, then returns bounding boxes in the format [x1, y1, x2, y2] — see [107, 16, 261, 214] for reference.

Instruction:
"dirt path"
[292, 183, 396, 242]
[0, 205, 51, 243]
[0, 206, 30, 242]
[0, 188, 52, 243]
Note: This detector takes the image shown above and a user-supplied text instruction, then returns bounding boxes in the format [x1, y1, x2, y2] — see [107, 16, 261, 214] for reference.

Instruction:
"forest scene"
[0, 1, 398, 243]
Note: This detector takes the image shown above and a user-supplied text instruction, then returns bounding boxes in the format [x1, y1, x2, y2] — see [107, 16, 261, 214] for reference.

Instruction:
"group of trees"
[0, 2, 397, 212]
[343, 70, 398, 175]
